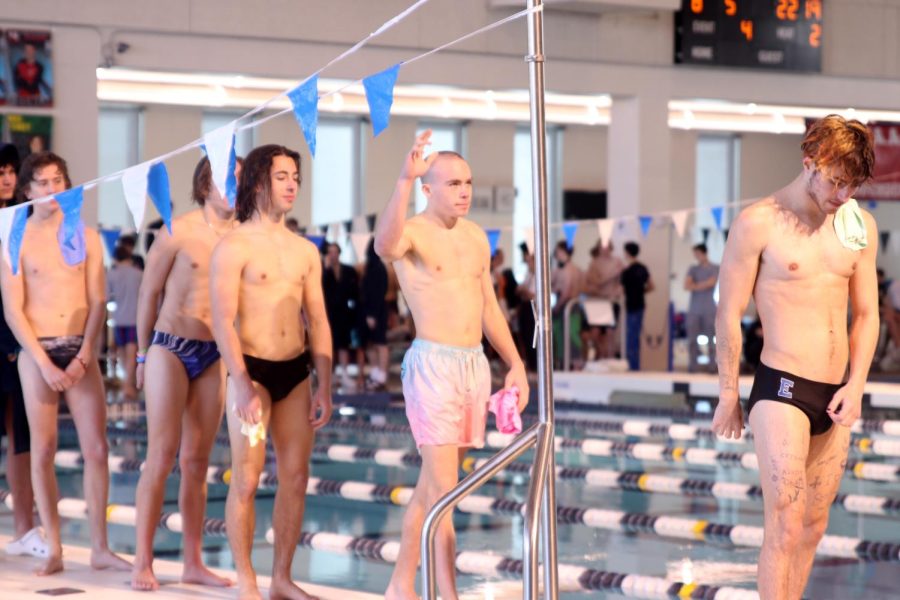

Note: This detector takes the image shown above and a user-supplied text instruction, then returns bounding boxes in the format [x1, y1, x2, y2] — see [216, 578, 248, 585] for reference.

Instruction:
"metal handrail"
[421, 1, 558, 598]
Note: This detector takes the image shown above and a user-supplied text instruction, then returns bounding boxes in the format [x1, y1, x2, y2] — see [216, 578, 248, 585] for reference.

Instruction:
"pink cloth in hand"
[489, 386, 522, 434]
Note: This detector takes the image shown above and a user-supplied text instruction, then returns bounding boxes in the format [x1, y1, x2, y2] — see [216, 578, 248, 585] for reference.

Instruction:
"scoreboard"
[675, 0, 823, 72]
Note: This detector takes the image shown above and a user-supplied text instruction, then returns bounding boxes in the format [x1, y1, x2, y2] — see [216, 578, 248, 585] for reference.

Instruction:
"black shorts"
[0, 353, 30, 455]
[360, 309, 388, 346]
[748, 362, 843, 436]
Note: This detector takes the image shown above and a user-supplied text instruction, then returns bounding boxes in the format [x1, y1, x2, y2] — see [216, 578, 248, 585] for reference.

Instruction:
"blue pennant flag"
[55, 186, 84, 245]
[287, 75, 320, 157]
[7, 206, 29, 275]
[639, 215, 653, 237]
[711, 206, 724, 230]
[363, 64, 400, 137]
[486, 229, 501, 256]
[100, 228, 121, 258]
[562, 222, 578, 249]
[225, 135, 238, 208]
[305, 234, 326, 251]
[147, 162, 173, 234]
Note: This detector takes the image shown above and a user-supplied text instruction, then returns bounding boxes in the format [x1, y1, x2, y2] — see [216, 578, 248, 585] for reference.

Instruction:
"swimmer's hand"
[39, 360, 74, 394]
[504, 360, 529, 413]
[400, 130, 438, 182]
[712, 393, 743, 440]
[826, 381, 863, 427]
[309, 387, 332, 430]
[232, 376, 263, 426]
[65, 355, 88, 385]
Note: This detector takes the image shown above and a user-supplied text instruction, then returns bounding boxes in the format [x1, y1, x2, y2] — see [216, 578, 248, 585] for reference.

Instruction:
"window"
[311, 118, 359, 228]
[201, 110, 255, 157]
[414, 122, 464, 213]
[695, 134, 740, 263]
[512, 126, 562, 280]
[98, 106, 142, 229]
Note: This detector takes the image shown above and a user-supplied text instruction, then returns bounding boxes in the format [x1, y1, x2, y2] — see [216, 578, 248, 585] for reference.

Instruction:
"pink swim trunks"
[401, 339, 491, 450]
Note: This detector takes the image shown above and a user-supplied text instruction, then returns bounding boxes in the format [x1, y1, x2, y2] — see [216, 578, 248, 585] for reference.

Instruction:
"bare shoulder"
[730, 198, 776, 240]
[83, 226, 101, 245]
[288, 232, 321, 258]
[860, 207, 877, 231]
[459, 218, 490, 247]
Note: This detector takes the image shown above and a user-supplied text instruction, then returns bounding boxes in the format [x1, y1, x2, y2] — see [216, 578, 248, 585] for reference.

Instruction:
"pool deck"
[0, 533, 382, 600]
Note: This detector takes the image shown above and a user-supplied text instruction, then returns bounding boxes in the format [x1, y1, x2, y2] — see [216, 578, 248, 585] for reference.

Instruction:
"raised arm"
[829, 210, 880, 426]
[480, 233, 529, 410]
[135, 226, 178, 388]
[301, 243, 333, 429]
[373, 130, 436, 262]
[713, 208, 766, 438]
[210, 237, 258, 423]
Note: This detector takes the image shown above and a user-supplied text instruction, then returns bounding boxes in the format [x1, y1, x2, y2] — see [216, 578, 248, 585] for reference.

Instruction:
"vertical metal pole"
[526, 1, 558, 598]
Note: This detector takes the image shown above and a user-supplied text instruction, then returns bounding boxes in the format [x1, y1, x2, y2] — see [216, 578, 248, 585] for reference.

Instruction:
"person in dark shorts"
[359, 238, 389, 390]
[322, 242, 360, 390]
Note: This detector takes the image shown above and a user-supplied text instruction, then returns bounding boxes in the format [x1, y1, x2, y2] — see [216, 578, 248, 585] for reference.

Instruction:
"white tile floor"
[0, 533, 381, 600]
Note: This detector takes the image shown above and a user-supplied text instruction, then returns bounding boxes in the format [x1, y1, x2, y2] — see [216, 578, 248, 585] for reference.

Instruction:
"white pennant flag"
[203, 123, 236, 199]
[350, 232, 373, 262]
[596, 219, 615, 249]
[890, 231, 900, 255]
[328, 222, 343, 242]
[671, 210, 689, 239]
[352, 215, 369, 233]
[0, 206, 17, 268]
[307, 225, 323, 236]
[523, 226, 535, 255]
[121, 162, 151, 230]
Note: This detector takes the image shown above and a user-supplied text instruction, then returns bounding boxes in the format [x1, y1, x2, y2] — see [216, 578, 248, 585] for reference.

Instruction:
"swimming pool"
[3, 398, 900, 599]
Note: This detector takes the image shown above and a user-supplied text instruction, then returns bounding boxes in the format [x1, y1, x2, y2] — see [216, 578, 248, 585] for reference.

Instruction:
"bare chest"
[21, 230, 85, 284]
[242, 243, 309, 290]
[761, 225, 858, 282]
[407, 230, 484, 283]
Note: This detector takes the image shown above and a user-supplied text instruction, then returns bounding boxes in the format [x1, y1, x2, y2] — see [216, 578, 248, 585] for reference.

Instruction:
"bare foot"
[237, 582, 264, 600]
[182, 563, 233, 587]
[269, 578, 319, 600]
[35, 554, 64, 576]
[385, 582, 420, 600]
[131, 564, 159, 591]
[91, 548, 132, 571]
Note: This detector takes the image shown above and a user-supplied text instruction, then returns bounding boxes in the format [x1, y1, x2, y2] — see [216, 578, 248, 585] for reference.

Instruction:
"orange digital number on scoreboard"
[724, 0, 737, 16]
[809, 23, 821, 47]
[805, 0, 822, 20]
[740, 19, 753, 40]
[691, 0, 703, 13]
[776, 0, 799, 21]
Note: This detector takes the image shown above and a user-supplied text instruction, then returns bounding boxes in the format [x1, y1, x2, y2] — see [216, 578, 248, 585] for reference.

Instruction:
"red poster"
[858, 123, 900, 202]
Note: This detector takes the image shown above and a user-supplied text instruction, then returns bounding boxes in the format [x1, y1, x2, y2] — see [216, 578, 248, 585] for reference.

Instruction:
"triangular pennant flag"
[701, 227, 710, 244]
[147, 162, 173, 234]
[0, 205, 28, 274]
[880, 231, 890, 252]
[55, 186, 85, 249]
[350, 232, 373, 262]
[307, 225, 323, 236]
[523, 226, 535, 255]
[671, 210, 689, 239]
[225, 136, 238, 208]
[203, 123, 236, 202]
[562, 222, 578, 249]
[486, 229, 501, 256]
[305, 234, 326, 251]
[100, 228, 121, 258]
[639, 215, 653, 237]
[287, 75, 320, 157]
[328, 222, 343, 242]
[352, 215, 369, 233]
[867, 200, 877, 209]
[343, 219, 353, 235]
[596, 219, 614, 249]
[122, 162, 151, 230]
[723, 228, 730, 242]
[711, 206, 724, 230]
[890, 231, 900, 255]
[366, 213, 377, 231]
[362, 64, 400, 137]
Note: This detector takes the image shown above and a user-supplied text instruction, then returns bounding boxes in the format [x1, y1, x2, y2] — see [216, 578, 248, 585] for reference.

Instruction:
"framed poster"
[471, 186, 493, 212]
[7, 29, 53, 107]
[493, 186, 515, 213]
[8, 114, 53, 159]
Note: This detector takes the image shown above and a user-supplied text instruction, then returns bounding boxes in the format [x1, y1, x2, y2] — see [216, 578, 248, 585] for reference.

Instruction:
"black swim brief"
[38, 336, 84, 370]
[747, 362, 843, 436]
[243, 351, 312, 403]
